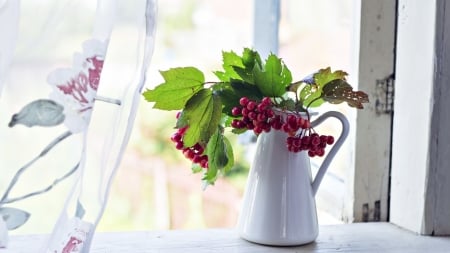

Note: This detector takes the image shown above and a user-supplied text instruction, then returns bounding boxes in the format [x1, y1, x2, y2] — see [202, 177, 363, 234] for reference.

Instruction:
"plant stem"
[0, 131, 73, 203]
[306, 96, 322, 109]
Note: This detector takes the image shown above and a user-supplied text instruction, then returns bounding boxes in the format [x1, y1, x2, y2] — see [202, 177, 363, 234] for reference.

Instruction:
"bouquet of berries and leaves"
[143, 48, 368, 186]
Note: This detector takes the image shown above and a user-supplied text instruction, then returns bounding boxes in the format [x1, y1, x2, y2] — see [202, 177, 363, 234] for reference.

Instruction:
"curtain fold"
[0, 1, 157, 252]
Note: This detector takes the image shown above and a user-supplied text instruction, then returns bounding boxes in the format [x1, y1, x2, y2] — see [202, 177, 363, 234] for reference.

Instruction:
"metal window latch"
[375, 74, 395, 114]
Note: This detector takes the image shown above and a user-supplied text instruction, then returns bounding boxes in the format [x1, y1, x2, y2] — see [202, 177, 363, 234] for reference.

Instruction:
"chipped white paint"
[351, 0, 396, 222]
[390, 0, 440, 234]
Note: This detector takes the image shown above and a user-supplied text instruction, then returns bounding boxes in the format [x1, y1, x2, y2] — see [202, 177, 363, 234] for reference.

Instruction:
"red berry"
[261, 97, 272, 105]
[287, 115, 297, 125]
[327, 135, 335, 145]
[302, 136, 311, 145]
[178, 126, 188, 135]
[239, 97, 250, 106]
[293, 138, 302, 147]
[303, 120, 311, 129]
[297, 117, 306, 128]
[316, 148, 325, 157]
[248, 112, 257, 120]
[193, 143, 203, 152]
[308, 150, 316, 157]
[200, 159, 208, 168]
[262, 124, 271, 132]
[175, 141, 184, 150]
[282, 123, 291, 133]
[247, 101, 257, 111]
[193, 155, 202, 163]
[265, 109, 275, 118]
[271, 121, 282, 130]
[241, 108, 249, 117]
[257, 113, 267, 122]
[183, 149, 195, 159]
[231, 119, 240, 128]
[231, 107, 242, 116]
[171, 132, 182, 142]
[311, 136, 320, 146]
[253, 126, 263, 135]
[287, 137, 295, 145]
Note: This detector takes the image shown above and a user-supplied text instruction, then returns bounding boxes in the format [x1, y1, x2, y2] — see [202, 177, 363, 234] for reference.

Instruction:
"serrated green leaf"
[253, 54, 292, 97]
[143, 67, 204, 110]
[183, 89, 222, 147]
[300, 68, 348, 108]
[229, 80, 263, 101]
[314, 67, 347, 86]
[242, 48, 261, 68]
[222, 136, 234, 173]
[322, 79, 369, 109]
[233, 66, 255, 84]
[231, 48, 263, 84]
[213, 51, 244, 82]
[207, 129, 228, 169]
[203, 129, 234, 185]
[214, 80, 262, 116]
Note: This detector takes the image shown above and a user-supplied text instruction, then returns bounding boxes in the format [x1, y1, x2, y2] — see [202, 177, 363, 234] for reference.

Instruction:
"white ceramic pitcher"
[237, 111, 349, 246]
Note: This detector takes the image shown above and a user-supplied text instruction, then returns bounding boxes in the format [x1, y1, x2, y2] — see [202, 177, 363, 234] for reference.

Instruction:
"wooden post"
[352, 0, 396, 222]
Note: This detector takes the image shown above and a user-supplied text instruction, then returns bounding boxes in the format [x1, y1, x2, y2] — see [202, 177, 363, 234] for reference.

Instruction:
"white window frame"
[390, 0, 450, 235]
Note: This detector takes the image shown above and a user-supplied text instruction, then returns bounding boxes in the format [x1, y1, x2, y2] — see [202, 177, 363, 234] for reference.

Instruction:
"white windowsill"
[2, 222, 450, 252]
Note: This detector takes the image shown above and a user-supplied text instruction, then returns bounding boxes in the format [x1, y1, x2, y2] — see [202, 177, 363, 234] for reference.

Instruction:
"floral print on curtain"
[0, 0, 157, 252]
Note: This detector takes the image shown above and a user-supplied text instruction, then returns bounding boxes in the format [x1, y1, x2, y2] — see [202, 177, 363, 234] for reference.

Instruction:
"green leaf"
[242, 48, 262, 68]
[215, 80, 263, 116]
[191, 164, 203, 173]
[322, 79, 369, 109]
[143, 67, 204, 110]
[232, 48, 263, 84]
[203, 128, 234, 185]
[277, 99, 297, 111]
[300, 84, 324, 108]
[221, 136, 234, 174]
[182, 89, 222, 147]
[233, 66, 255, 84]
[214, 51, 244, 82]
[253, 53, 292, 97]
[231, 128, 247, 135]
[300, 67, 348, 108]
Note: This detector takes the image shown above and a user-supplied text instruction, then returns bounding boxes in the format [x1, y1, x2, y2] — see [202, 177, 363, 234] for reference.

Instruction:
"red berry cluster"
[230, 97, 275, 135]
[170, 119, 209, 169]
[229, 96, 336, 158]
[286, 133, 334, 157]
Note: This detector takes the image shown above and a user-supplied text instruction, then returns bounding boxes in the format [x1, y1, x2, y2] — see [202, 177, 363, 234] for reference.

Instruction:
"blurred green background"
[1, 0, 354, 234]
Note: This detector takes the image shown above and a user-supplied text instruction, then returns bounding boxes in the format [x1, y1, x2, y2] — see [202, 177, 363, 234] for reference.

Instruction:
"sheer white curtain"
[0, 1, 157, 252]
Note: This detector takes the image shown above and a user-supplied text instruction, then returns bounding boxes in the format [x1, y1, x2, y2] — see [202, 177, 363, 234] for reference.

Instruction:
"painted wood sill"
[1, 222, 450, 252]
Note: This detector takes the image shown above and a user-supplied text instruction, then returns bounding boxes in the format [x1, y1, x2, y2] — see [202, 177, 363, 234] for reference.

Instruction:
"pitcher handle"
[310, 111, 349, 196]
